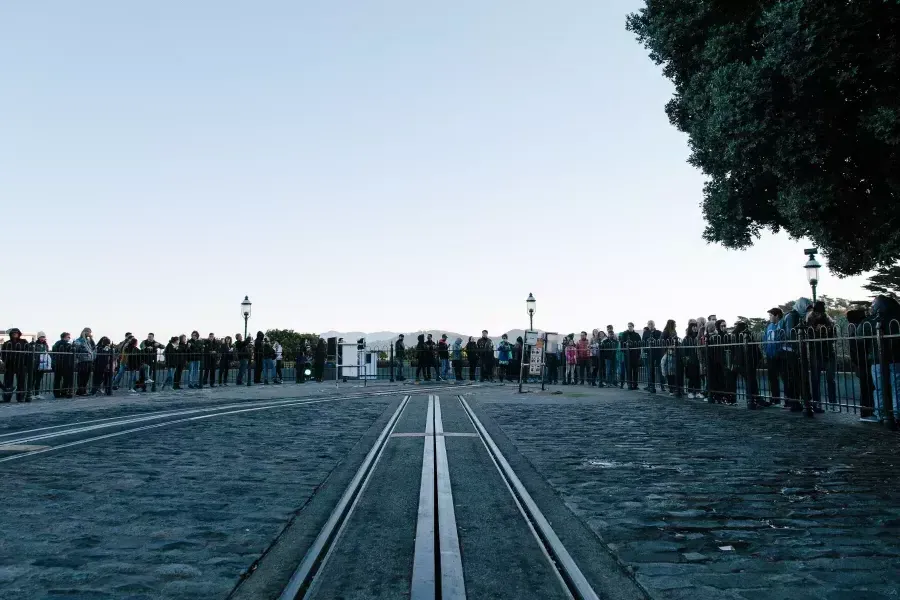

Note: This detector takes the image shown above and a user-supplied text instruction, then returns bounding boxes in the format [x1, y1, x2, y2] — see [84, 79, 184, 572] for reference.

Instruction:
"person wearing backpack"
[867, 295, 900, 425]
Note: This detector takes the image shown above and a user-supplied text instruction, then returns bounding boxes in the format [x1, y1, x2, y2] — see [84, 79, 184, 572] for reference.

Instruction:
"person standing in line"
[415, 334, 428, 383]
[273, 339, 284, 384]
[496, 334, 512, 383]
[262, 337, 277, 384]
[465, 337, 478, 381]
[682, 320, 702, 398]
[779, 298, 812, 413]
[564, 340, 577, 384]
[125, 338, 146, 392]
[438, 334, 450, 381]
[642, 321, 663, 393]
[1, 328, 29, 402]
[731, 320, 764, 408]
[394, 335, 407, 381]
[602, 326, 618, 387]
[544, 335, 559, 385]
[864, 296, 900, 424]
[161, 336, 179, 390]
[477, 330, 495, 382]
[313, 338, 326, 382]
[590, 330, 603, 386]
[185, 331, 203, 389]
[660, 320, 682, 397]
[847, 307, 876, 421]
[621, 323, 642, 390]
[52, 332, 75, 398]
[451, 337, 464, 382]
[218, 336, 234, 386]
[235, 334, 250, 385]
[112, 332, 134, 390]
[254, 331, 265, 384]
[201, 333, 218, 388]
[72, 328, 96, 396]
[140, 333, 163, 391]
[91, 337, 115, 396]
[574, 331, 590, 385]
[763, 308, 783, 405]
[805, 301, 834, 413]
[424, 334, 438, 381]
[27, 332, 52, 401]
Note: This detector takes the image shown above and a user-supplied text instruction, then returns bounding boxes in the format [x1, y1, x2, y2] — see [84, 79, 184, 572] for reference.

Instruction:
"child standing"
[565, 341, 577, 385]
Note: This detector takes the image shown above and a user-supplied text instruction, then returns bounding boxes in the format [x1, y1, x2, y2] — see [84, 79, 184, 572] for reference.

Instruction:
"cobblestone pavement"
[0, 393, 397, 599]
[475, 386, 900, 600]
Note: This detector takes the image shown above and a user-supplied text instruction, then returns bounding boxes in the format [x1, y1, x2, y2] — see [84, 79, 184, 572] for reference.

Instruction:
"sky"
[1, 0, 874, 341]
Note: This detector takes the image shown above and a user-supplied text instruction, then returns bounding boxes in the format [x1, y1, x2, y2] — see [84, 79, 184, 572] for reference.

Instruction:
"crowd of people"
[0, 329, 335, 402]
[3, 294, 898, 424]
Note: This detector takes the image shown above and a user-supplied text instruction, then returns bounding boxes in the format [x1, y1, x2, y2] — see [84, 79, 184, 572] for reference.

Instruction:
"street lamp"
[241, 295, 252, 339]
[526, 293, 536, 330]
[803, 249, 821, 303]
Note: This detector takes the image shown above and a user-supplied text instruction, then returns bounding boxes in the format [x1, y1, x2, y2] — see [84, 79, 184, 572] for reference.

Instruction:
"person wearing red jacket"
[575, 331, 591, 385]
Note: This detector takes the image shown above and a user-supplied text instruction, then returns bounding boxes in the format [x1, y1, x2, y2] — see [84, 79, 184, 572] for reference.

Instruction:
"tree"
[265, 329, 319, 360]
[627, 1, 900, 276]
[864, 264, 900, 299]
[736, 316, 768, 337]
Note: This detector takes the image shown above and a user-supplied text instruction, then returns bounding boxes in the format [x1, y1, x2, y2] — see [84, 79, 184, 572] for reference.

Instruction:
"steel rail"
[278, 395, 412, 600]
[458, 395, 599, 600]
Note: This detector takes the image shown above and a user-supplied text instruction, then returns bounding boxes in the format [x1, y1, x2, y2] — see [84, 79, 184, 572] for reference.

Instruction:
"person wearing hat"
[438, 334, 450, 381]
[27, 331, 51, 400]
[1, 328, 29, 402]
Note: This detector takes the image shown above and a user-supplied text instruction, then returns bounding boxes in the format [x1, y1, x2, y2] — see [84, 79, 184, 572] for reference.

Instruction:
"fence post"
[743, 335, 755, 409]
[797, 330, 811, 413]
[876, 321, 896, 428]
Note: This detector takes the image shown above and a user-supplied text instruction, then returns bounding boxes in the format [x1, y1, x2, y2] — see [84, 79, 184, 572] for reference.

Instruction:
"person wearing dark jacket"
[438, 334, 450, 381]
[313, 338, 326, 382]
[200, 333, 218, 388]
[465, 337, 478, 381]
[73, 328, 97, 396]
[26, 332, 52, 400]
[682, 321, 703, 398]
[805, 301, 834, 412]
[706, 320, 734, 404]
[394, 335, 407, 381]
[254, 331, 265, 384]
[424, 334, 439, 381]
[731, 321, 763, 408]
[415, 334, 429, 382]
[642, 321, 663, 392]
[140, 333, 164, 392]
[295, 340, 310, 383]
[161, 336, 181, 390]
[91, 337, 115, 396]
[866, 295, 900, 424]
[52, 332, 75, 398]
[1, 328, 29, 402]
[124, 337, 146, 392]
[601, 326, 618, 387]
[660, 320, 683, 397]
[185, 331, 203, 389]
[234, 334, 251, 385]
[620, 323, 642, 390]
[779, 298, 813, 413]
[218, 336, 234, 385]
[476, 331, 494, 382]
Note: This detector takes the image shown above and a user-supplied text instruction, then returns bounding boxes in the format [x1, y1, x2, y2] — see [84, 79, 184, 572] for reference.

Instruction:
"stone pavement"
[0, 391, 398, 599]
[473, 384, 900, 600]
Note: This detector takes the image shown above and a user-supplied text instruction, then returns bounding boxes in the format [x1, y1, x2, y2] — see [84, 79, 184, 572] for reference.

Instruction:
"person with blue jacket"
[779, 298, 812, 414]
[763, 307, 784, 405]
[496, 334, 512, 383]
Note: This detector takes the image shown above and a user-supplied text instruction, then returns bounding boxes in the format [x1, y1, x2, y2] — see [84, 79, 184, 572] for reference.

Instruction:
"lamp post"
[526, 293, 536, 331]
[803, 249, 821, 303]
[520, 294, 537, 394]
[241, 296, 252, 339]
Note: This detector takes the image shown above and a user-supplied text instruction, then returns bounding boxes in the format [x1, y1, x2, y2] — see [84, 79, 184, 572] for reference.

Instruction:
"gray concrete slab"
[393, 395, 430, 433]
[433, 394, 475, 434]
[310, 437, 422, 600]
[445, 434, 570, 600]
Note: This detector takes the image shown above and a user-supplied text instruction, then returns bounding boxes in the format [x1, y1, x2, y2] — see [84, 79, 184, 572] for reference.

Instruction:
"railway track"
[265, 394, 603, 600]
[0, 385, 455, 463]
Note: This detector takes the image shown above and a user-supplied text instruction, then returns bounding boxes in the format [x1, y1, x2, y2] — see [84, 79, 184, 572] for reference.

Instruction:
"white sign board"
[529, 337, 544, 375]
[524, 330, 539, 345]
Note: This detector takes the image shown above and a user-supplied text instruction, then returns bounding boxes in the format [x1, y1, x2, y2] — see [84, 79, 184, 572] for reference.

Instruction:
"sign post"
[519, 330, 543, 393]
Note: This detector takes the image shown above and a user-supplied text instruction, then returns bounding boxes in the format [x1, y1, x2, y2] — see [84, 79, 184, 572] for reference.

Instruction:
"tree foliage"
[264, 329, 320, 360]
[627, 1, 900, 276]
[864, 264, 900, 299]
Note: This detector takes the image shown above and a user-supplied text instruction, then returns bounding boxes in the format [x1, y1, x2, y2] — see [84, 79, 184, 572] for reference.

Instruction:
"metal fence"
[3, 325, 898, 429]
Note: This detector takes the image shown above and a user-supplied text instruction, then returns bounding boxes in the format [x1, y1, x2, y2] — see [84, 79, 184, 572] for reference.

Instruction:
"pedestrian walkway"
[477, 386, 900, 600]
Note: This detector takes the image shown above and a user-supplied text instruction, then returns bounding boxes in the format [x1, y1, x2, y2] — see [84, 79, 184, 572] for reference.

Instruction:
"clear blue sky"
[1, 1, 871, 340]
